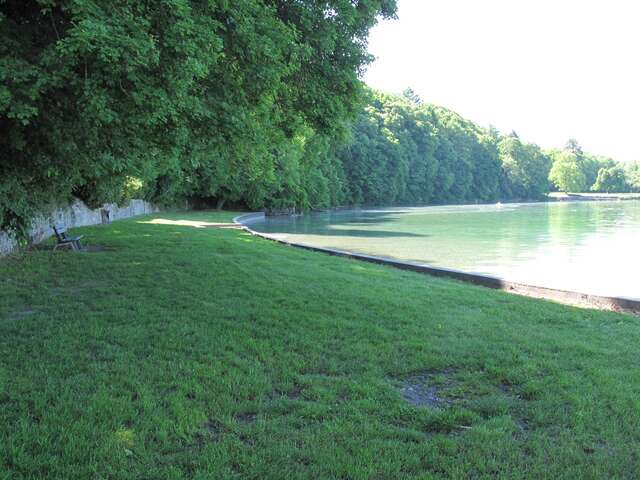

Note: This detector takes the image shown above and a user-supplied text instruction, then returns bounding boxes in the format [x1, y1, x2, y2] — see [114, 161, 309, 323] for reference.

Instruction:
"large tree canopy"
[0, 0, 396, 234]
[548, 151, 586, 193]
[592, 165, 628, 193]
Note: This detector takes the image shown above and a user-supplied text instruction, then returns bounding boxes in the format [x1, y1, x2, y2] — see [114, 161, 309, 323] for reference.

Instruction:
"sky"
[364, 0, 640, 162]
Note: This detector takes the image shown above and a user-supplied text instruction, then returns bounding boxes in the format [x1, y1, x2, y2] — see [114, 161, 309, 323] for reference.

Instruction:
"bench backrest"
[53, 223, 68, 241]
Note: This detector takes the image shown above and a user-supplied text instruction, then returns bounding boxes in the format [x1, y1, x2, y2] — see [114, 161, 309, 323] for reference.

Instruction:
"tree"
[548, 151, 587, 192]
[565, 138, 584, 156]
[470, 134, 501, 201]
[580, 154, 615, 190]
[337, 92, 551, 206]
[592, 165, 628, 193]
[402, 87, 422, 105]
[0, 0, 397, 234]
[625, 162, 640, 192]
[498, 135, 551, 199]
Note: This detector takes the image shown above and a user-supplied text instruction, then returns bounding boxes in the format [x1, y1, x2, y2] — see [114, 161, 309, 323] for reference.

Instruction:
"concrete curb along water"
[234, 212, 640, 315]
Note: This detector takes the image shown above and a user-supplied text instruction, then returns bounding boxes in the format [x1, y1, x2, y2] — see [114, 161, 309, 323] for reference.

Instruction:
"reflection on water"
[248, 201, 640, 299]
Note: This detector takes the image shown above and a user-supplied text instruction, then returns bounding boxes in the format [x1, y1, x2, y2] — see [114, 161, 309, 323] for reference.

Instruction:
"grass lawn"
[1, 210, 639, 479]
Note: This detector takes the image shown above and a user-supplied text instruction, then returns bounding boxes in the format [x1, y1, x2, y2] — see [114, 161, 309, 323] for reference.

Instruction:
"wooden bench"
[53, 224, 84, 251]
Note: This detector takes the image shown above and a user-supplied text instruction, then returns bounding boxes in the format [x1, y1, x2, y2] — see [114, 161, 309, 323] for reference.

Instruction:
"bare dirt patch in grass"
[402, 376, 447, 409]
[234, 412, 258, 423]
[200, 419, 226, 442]
[395, 368, 533, 436]
[398, 368, 458, 409]
[270, 382, 305, 401]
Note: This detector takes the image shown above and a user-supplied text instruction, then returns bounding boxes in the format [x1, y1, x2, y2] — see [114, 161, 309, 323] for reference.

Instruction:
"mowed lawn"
[1, 211, 640, 479]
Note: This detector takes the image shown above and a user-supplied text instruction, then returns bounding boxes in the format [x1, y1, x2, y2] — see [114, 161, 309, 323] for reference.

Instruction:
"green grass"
[2, 210, 639, 479]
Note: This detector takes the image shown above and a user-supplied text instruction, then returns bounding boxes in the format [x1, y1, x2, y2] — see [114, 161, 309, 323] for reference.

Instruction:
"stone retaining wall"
[0, 198, 158, 256]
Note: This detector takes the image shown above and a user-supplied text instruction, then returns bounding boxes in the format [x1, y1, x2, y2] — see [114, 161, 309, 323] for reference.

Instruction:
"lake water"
[247, 201, 640, 299]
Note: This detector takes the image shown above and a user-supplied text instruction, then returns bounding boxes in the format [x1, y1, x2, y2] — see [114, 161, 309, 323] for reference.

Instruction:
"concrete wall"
[0, 198, 158, 256]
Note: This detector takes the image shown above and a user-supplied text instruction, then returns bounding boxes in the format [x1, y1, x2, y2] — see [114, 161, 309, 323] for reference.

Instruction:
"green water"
[248, 201, 640, 299]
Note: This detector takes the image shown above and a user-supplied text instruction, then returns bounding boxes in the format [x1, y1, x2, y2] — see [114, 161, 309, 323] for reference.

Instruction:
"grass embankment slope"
[1, 211, 639, 479]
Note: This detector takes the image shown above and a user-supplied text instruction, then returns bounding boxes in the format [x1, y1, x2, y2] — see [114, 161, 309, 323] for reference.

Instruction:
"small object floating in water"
[495, 202, 503, 208]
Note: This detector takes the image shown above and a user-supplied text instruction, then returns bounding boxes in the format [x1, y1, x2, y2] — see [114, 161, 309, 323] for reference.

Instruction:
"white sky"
[364, 0, 640, 162]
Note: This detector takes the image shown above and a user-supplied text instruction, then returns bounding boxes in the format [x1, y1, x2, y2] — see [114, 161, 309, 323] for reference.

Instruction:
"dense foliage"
[334, 91, 548, 205]
[337, 99, 639, 204]
[2, 2, 638, 237]
[546, 140, 638, 194]
[0, 0, 395, 235]
[548, 150, 587, 193]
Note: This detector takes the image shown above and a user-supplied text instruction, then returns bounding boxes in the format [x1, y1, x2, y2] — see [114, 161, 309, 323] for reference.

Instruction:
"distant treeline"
[332, 89, 640, 207]
[2, 1, 639, 237]
[332, 89, 550, 206]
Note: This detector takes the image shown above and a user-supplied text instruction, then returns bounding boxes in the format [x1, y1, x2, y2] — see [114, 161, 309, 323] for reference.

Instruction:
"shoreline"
[549, 192, 640, 202]
[269, 193, 640, 217]
[235, 212, 640, 315]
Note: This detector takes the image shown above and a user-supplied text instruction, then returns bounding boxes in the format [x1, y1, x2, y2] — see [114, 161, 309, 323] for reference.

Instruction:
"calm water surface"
[248, 201, 640, 299]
